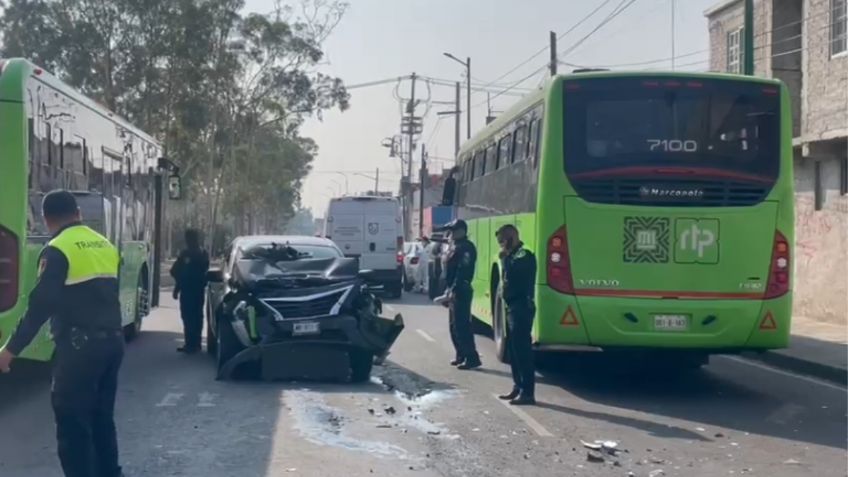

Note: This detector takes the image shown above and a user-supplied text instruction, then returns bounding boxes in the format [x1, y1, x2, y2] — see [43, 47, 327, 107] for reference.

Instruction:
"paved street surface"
[1, 293, 845, 477]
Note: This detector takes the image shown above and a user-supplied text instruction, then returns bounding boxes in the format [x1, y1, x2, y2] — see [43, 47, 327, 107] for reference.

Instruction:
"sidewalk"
[742, 315, 847, 385]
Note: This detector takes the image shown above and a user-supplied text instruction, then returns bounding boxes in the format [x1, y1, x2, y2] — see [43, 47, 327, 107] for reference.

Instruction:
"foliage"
[0, 0, 349, 240]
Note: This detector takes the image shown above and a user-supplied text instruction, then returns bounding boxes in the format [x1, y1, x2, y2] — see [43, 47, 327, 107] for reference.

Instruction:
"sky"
[243, 0, 720, 217]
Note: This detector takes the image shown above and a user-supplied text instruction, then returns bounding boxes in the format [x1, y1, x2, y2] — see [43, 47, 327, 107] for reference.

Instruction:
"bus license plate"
[653, 315, 689, 331]
[293, 322, 320, 335]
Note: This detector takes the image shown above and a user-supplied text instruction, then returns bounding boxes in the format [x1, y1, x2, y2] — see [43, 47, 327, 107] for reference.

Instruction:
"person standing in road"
[0, 189, 125, 477]
[495, 224, 537, 405]
[170, 229, 210, 354]
[442, 219, 482, 370]
[415, 236, 431, 294]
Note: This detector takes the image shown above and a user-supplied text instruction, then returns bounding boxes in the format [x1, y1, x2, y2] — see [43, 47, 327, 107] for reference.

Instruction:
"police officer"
[0, 190, 125, 477]
[442, 219, 481, 370]
[495, 224, 537, 405]
[170, 229, 209, 353]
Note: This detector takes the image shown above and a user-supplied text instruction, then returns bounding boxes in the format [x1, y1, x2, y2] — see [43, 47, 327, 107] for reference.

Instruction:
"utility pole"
[419, 144, 427, 237]
[466, 57, 471, 140]
[454, 81, 461, 157]
[375, 167, 379, 194]
[406, 72, 418, 239]
[550, 31, 558, 76]
[744, 0, 754, 75]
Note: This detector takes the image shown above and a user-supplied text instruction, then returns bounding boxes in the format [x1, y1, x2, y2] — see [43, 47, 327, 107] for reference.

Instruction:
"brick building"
[705, 0, 847, 324]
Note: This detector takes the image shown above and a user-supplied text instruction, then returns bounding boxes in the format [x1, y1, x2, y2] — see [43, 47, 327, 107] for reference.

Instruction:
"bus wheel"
[493, 288, 510, 364]
[124, 276, 146, 342]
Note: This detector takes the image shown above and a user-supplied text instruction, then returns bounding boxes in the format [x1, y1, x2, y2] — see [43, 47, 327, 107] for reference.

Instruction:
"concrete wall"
[802, 0, 848, 141]
[793, 157, 848, 325]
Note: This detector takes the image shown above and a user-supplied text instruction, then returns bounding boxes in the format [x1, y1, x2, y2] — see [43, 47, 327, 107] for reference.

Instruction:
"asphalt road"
[0, 292, 845, 477]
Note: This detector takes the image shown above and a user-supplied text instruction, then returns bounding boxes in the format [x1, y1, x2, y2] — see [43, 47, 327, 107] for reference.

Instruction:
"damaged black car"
[205, 236, 404, 382]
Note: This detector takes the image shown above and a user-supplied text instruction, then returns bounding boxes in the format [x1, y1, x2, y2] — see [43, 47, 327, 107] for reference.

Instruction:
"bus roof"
[458, 70, 781, 161]
[0, 58, 160, 146]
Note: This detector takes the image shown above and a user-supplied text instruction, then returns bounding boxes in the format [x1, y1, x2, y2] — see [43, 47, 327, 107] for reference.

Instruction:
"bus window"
[527, 119, 539, 164]
[513, 124, 526, 163]
[498, 135, 511, 170]
[533, 119, 543, 167]
[485, 144, 496, 174]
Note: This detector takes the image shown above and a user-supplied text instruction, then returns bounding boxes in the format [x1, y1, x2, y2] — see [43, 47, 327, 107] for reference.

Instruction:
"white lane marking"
[416, 329, 437, 343]
[722, 356, 847, 393]
[384, 304, 397, 313]
[156, 393, 185, 407]
[197, 392, 218, 408]
[492, 394, 554, 437]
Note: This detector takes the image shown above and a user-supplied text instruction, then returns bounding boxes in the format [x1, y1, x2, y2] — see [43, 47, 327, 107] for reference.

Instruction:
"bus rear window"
[564, 78, 781, 183]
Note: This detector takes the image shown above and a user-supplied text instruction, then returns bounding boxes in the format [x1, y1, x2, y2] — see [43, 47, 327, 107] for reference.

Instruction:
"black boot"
[509, 394, 536, 406]
[457, 357, 482, 370]
[498, 389, 520, 400]
[450, 357, 463, 366]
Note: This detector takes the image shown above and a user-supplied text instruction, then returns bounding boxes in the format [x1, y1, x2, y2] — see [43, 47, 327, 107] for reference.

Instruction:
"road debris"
[695, 426, 706, 432]
[783, 459, 803, 465]
[649, 470, 666, 477]
[384, 406, 397, 415]
[715, 432, 725, 438]
[586, 451, 605, 463]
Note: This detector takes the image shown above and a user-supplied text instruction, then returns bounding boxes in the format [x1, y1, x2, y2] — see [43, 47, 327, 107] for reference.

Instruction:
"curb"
[740, 350, 847, 386]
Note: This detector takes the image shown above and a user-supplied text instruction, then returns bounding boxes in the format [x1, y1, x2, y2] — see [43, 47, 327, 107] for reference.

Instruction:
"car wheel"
[493, 287, 510, 364]
[350, 350, 374, 383]
[388, 281, 403, 299]
[206, 300, 218, 357]
[215, 316, 240, 380]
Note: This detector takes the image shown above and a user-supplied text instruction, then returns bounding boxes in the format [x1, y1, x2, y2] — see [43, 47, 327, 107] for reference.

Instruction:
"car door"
[207, 242, 234, 329]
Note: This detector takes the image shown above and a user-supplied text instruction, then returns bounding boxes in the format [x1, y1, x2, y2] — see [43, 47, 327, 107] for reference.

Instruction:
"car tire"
[389, 282, 403, 299]
[206, 300, 218, 357]
[350, 350, 374, 383]
[215, 315, 240, 380]
[493, 287, 510, 364]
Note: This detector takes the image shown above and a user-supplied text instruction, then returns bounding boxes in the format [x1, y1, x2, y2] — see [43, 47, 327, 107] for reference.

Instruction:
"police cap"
[441, 219, 468, 232]
[42, 190, 79, 220]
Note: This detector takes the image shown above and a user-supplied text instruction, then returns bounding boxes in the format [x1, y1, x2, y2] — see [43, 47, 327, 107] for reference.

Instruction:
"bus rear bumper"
[535, 291, 791, 351]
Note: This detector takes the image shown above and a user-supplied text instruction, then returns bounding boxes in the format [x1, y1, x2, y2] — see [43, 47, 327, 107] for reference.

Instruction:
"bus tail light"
[0, 225, 19, 312]
[547, 226, 574, 294]
[764, 230, 790, 299]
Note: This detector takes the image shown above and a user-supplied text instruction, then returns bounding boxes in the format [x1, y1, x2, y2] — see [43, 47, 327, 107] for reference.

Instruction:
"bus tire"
[124, 275, 146, 342]
[493, 287, 510, 364]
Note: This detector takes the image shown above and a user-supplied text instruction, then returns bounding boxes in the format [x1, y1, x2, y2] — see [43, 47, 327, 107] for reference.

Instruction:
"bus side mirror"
[168, 174, 182, 200]
[441, 176, 456, 206]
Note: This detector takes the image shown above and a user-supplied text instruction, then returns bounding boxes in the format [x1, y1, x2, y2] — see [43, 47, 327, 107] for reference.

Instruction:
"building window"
[840, 156, 847, 196]
[727, 27, 744, 74]
[832, 0, 848, 56]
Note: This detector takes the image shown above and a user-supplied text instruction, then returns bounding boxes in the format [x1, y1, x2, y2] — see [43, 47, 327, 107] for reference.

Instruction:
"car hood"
[232, 256, 360, 291]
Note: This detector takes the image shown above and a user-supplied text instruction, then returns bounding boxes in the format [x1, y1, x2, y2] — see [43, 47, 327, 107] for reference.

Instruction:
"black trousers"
[449, 287, 479, 362]
[179, 289, 205, 350]
[52, 330, 124, 477]
[507, 302, 536, 397]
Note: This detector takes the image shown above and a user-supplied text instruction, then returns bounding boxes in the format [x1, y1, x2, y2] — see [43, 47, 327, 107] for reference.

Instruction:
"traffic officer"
[495, 224, 537, 405]
[442, 219, 481, 370]
[170, 229, 209, 353]
[0, 190, 125, 477]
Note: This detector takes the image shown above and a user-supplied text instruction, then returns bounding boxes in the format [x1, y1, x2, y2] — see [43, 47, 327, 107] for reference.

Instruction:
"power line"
[562, 48, 708, 69]
[479, 0, 618, 88]
[345, 76, 408, 90]
[558, 0, 640, 61]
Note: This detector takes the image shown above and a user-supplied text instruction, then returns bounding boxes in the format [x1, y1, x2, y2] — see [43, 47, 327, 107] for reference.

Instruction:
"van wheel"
[403, 273, 414, 292]
[493, 287, 510, 364]
[215, 317, 240, 380]
[389, 282, 403, 299]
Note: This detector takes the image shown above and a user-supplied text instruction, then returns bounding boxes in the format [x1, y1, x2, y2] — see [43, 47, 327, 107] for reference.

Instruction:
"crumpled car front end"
[215, 254, 404, 381]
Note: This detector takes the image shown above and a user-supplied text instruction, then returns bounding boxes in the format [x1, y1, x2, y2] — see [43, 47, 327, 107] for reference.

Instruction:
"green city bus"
[0, 59, 173, 361]
[448, 71, 793, 366]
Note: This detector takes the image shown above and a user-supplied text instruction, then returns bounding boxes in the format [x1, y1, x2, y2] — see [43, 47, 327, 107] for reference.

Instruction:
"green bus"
[0, 59, 175, 362]
[448, 71, 793, 366]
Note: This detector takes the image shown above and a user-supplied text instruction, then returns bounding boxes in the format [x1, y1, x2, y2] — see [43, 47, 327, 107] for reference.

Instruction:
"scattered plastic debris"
[715, 432, 725, 438]
[582, 440, 602, 451]
[586, 451, 605, 463]
[649, 470, 666, 477]
[385, 406, 397, 415]
[695, 427, 706, 432]
[783, 459, 803, 465]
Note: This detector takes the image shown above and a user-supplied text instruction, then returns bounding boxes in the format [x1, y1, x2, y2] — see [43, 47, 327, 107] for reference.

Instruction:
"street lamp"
[443, 52, 471, 139]
[330, 179, 344, 196]
[332, 172, 349, 194]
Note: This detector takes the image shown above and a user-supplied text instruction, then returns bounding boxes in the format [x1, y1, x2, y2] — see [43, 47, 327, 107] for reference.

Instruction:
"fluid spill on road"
[371, 372, 461, 439]
[286, 390, 411, 459]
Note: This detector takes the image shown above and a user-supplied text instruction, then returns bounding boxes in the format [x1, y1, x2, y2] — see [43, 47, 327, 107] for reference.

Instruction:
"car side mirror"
[206, 268, 225, 283]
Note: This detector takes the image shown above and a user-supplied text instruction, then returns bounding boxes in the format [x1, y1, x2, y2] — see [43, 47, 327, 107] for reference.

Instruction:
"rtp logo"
[675, 219, 719, 264]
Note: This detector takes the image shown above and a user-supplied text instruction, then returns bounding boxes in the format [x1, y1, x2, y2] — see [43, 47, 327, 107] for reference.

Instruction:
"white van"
[324, 196, 404, 297]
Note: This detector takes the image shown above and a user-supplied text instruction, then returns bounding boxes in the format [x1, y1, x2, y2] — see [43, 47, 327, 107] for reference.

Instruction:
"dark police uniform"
[501, 242, 537, 399]
[6, 222, 124, 477]
[170, 247, 209, 351]
[445, 233, 481, 366]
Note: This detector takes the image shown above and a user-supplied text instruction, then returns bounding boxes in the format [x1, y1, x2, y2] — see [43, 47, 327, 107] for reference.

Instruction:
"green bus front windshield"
[563, 77, 781, 192]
